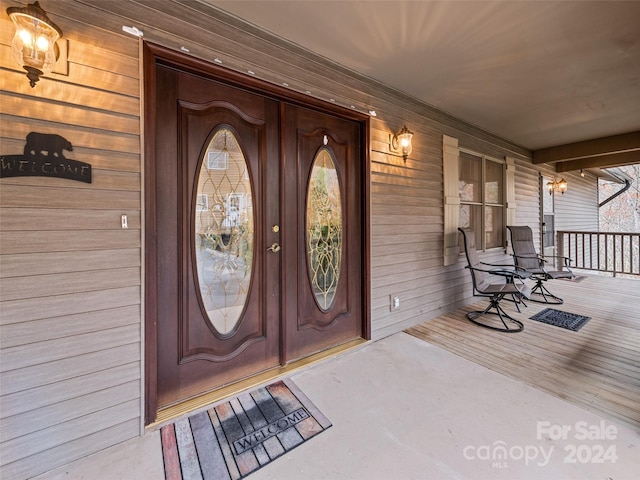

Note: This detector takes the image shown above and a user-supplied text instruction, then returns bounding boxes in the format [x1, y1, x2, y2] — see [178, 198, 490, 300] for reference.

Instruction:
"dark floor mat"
[529, 308, 591, 331]
[160, 378, 331, 479]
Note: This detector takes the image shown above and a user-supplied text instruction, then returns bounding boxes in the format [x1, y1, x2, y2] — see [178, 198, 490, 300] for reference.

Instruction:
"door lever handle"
[267, 243, 281, 253]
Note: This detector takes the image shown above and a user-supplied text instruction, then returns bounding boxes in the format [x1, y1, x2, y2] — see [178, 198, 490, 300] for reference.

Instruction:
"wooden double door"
[145, 46, 367, 422]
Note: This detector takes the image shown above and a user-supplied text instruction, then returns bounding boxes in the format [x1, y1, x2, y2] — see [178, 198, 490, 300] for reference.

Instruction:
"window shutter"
[443, 134, 460, 266]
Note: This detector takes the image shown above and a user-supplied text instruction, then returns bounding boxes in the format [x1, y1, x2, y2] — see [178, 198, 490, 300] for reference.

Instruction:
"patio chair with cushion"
[506, 225, 574, 304]
[458, 228, 531, 333]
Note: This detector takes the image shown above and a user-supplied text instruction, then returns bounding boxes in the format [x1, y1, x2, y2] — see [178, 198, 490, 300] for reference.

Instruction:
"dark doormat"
[529, 308, 591, 331]
[160, 378, 331, 480]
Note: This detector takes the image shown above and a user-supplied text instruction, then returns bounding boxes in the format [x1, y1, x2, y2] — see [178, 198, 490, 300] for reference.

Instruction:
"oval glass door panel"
[194, 128, 253, 335]
[306, 147, 342, 310]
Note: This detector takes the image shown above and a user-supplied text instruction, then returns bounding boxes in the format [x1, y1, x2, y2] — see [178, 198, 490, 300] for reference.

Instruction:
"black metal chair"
[507, 225, 574, 304]
[458, 228, 531, 333]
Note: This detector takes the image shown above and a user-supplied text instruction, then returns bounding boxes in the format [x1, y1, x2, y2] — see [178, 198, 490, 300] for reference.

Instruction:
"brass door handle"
[267, 243, 281, 253]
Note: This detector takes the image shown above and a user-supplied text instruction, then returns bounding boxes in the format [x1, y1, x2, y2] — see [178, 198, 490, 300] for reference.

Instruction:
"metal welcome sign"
[0, 132, 92, 183]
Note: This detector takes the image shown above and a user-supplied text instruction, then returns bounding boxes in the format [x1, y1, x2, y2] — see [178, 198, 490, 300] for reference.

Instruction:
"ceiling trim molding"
[532, 131, 640, 165]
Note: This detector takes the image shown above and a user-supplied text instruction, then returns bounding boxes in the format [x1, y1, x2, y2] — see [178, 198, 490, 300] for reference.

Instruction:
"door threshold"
[147, 337, 368, 429]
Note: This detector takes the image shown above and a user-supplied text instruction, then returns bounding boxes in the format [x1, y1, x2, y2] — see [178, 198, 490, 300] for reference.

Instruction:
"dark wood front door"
[282, 105, 364, 362]
[146, 45, 367, 423]
[153, 66, 281, 411]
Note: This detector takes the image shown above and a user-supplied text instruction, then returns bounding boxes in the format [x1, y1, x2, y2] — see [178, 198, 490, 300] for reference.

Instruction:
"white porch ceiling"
[208, 0, 640, 152]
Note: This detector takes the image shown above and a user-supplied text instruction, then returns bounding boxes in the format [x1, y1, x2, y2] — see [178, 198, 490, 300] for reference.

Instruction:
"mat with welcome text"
[160, 378, 331, 479]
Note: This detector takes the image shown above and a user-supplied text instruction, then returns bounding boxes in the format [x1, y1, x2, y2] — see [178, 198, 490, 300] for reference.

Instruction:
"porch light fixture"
[6, 1, 62, 87]
[546, 178, 568, 195]
[391, 125, 413, 161]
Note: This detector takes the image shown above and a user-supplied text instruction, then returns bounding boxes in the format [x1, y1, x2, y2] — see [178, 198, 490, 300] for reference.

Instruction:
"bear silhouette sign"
[0, 132, 92, 183]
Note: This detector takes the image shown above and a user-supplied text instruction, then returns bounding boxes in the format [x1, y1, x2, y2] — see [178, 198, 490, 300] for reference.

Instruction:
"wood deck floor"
[405, 274, 640, 432]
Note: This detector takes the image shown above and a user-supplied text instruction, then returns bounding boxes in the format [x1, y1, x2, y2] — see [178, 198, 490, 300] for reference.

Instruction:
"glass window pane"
[485, 160, 503, 204]
[485, 206, 504, 248]
[542, 176, 554, 214]
[307, 147, 342, 310]
[459, 204, 482, 245]
[459, 152, 481, 202]
[194, 128, 253, 335]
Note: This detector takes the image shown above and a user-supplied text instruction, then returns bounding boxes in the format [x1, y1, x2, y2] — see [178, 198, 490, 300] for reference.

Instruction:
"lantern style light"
[557, 178, 568, 194]
[392, 125, 414, 161]
[546, 178, 568, 195]
[6, 1, 63, 87]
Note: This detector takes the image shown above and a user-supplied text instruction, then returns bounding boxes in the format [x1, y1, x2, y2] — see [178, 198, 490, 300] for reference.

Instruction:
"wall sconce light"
[391, 125, 413, 161]
[6, 1, 63, 87]
[546, 178, 568, 195]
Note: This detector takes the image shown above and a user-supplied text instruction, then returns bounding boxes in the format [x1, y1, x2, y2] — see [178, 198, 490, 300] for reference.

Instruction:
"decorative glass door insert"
[194, 127, 253, 335]
[306, 144, 342, 310]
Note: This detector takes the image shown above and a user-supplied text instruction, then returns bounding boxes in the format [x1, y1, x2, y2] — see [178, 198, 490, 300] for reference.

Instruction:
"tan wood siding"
[1, 400, 140, 474]
[1, 286, 140, 324]
[0, 248, 141, 276]
[0, 362, 139, 416]
[51, 0, 530, 350]
[510, 161, 599, 254]
[1, 305, 140, 348]
[512, 159, 545, 251]
[1, 342, 140, 399]
[0, 7, 142, 478]
[551, 171, 599, 269]
[1, 381, 140, 442]
[554, 171, 600, 231]
[370, 121, 531, 339]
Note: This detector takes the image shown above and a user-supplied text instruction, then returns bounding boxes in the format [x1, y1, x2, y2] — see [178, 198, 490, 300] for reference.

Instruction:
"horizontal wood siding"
[552, 171, 599, 269]
[70, 0, 532, 344]
[554, 171, 599, 231]
[509, 162, 599, 257]
[0, 8, 142, 479]
[513, 160, 544, 248]
[371, 118, 531, 339]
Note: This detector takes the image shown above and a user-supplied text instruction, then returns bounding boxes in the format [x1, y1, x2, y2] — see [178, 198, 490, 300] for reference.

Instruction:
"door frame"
[143, 42, 370, 425]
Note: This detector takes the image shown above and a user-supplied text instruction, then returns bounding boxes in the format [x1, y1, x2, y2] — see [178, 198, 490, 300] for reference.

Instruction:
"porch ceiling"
[207, 0, 640, 171]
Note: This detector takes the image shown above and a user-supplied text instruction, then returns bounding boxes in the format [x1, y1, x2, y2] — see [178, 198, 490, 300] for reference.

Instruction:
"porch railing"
[557, 231, 640, 277]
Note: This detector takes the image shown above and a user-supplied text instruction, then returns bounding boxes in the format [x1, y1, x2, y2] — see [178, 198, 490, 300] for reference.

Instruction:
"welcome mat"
[529, 308, 591, 331]
[160, 378, 331, 480]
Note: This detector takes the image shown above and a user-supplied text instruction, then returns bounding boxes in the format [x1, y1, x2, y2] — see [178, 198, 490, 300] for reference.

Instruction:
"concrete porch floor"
[34, 332, 639, 480]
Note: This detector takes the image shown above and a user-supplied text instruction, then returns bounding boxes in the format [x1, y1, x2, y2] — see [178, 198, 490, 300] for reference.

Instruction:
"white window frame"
[196, 193, 209, 212]
[207, 150, 228, 170]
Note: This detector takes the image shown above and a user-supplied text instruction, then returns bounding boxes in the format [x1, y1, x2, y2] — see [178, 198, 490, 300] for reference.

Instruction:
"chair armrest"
[465, 265, 497, 274]
[512, 254, 543, 260]
[480, 261, 518, 267]
[542, 255, 574, 265]
[467, 265, 529, 281]
[480, 261, 530, 276]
